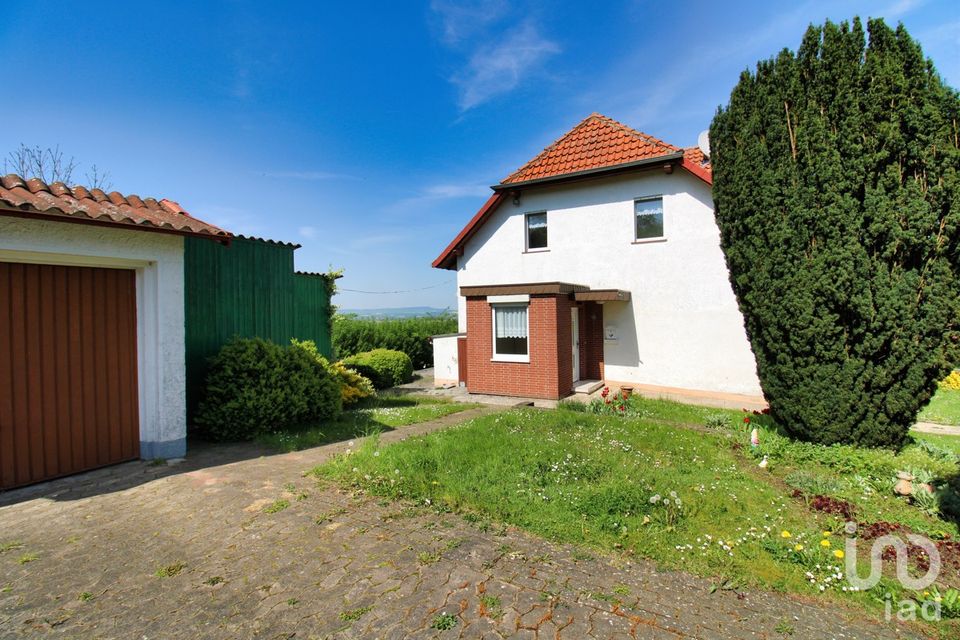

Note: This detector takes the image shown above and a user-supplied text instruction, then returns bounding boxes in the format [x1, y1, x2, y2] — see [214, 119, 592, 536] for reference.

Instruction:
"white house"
[0, 174, 229, 490]
[432, 113, 763, 407]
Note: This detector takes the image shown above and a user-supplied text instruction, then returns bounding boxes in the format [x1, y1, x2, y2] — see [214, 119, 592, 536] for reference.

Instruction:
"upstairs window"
[492, 304, 529, 361]
[525, 212, 548, 250]
[635, 197, 664, 241]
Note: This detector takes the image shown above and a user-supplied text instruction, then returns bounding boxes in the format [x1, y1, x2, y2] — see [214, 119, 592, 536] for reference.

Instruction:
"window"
[525, 212, 547, 250]
[492, 304, 529, 361]
[635, 197, 664, 240]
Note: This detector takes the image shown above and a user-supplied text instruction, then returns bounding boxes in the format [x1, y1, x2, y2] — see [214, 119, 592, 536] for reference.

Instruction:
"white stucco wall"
[432, 334, 461, 385]
[0, 217, 187, 457]
[456, 170, 762, 396]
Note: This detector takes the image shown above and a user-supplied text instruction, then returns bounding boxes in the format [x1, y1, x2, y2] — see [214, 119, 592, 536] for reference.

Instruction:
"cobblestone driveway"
[0, 408, 924, 639]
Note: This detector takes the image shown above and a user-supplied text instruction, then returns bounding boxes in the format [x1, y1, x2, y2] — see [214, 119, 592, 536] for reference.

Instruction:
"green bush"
[291, 338, 376, 406]
[710, 17, 960, 447]
[196, 337, 342, 441]
[342, 348, 414, 389]
[333, 314, 457, 369]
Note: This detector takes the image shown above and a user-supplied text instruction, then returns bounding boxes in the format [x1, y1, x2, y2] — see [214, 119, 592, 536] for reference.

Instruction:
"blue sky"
[1, 1, 957, 310]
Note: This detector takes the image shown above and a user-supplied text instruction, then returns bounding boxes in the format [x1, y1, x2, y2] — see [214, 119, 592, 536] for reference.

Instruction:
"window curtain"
[495, 306, 527, 339]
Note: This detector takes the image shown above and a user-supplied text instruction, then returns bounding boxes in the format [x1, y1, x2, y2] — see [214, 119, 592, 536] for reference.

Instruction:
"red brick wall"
[464, 296, 607, 398]
[465, 295, 573, 399]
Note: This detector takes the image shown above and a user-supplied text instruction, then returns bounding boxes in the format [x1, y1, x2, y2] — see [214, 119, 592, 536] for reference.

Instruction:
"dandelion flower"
[780, 530, 792, 538]
[794, 544, 804, 551]
[822, 531, 831, 537]
[820, 539, 831, 547]
[833, 549, 844, 559]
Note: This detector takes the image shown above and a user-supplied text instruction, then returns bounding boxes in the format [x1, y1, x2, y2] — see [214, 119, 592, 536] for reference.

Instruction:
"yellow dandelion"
[822, 531, 832, 537]
[820, 539, 831, 547]
[780, 530, 792, 539]
[833, 550, 844, 559]
[794, 544, 804, 551]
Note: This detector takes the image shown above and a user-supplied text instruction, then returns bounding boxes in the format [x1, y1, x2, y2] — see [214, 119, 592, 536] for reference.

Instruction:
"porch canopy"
[460, 281, 631, 302]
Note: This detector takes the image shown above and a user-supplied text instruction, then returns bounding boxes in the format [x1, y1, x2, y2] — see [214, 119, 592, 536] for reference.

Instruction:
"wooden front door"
[0, 262, 140, 490]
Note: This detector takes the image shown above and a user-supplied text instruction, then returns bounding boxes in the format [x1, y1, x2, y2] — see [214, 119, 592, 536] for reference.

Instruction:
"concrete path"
[0, 407, 925, 639]
[913, 421, 960, 436]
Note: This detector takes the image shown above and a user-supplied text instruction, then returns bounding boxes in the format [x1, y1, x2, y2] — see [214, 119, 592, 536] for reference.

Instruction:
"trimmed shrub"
[196, 337, 341, 441]
[291, 338, 376, 406]
[342, 348, 414, 389]
[333, 314, 457, 369]
[710, 17, 960, 447]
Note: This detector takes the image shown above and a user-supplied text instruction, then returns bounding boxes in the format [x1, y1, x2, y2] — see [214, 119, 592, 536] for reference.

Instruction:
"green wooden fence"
[184, 236, 334, 422]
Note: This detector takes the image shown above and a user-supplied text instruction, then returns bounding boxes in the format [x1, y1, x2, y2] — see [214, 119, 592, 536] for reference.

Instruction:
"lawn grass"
[257, 394, 477, 452]
[314, 397, 960, 634]
[913, 431, 960, 456]
[919, 388, 960, 426]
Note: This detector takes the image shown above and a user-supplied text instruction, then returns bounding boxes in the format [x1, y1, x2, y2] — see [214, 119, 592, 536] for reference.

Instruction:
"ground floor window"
[492, 303, 529, 362]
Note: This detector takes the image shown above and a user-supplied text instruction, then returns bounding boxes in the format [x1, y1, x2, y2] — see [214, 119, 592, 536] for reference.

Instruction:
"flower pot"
[619, 386, 633, 399]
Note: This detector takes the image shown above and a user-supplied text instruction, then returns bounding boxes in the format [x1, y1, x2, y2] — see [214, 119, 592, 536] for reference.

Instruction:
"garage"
[0, 173, 229, 490]
[0, 262, 140, 489]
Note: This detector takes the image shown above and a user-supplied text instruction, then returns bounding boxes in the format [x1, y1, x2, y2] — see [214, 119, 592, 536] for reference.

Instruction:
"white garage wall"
[456, 170, 762, 396]
[0, 216, 187, 458]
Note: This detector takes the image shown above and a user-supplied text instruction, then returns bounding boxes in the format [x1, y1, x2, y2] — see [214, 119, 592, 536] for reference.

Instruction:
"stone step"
[572, 379, 604, 394]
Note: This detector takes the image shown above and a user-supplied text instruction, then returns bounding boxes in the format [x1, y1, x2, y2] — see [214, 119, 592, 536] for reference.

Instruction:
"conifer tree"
[710, 18, 960, 447]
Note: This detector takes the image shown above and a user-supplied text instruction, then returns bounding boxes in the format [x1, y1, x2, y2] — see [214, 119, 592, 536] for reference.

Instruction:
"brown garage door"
[0, 262, 140, 490]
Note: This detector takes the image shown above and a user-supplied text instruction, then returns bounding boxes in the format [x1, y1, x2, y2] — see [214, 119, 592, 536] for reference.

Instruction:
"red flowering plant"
[588, 386, 633, 416]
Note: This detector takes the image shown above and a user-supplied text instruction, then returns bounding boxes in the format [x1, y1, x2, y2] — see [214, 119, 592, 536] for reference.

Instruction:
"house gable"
[433, 113, 711, 270]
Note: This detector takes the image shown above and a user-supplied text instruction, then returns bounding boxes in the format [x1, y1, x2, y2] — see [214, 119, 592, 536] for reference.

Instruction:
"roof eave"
[0, 206, 233, 244]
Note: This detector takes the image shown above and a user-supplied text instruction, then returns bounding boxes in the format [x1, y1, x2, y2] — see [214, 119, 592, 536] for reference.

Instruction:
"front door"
[571, 307, 580, 383]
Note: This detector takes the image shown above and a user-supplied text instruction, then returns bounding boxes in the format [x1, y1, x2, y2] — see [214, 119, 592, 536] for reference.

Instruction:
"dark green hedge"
[333, 314, 457, 369]
[195, 337, 342, 441]
[710, 17, 960, 447]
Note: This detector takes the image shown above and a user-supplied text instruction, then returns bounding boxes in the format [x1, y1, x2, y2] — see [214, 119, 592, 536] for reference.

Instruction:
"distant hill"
[338, 306, 454, 319]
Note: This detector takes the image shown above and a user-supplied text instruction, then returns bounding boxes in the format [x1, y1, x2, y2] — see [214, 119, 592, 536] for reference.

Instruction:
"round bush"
[196, 337, 342, 441]
[290, 337, 375, 406]
[341, 348, 413, 390]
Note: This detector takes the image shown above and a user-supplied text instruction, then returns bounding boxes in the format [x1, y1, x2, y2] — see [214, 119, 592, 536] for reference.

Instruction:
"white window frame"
[491, 302, 530, 363]
[633, 195, 666, 243]
[524, 211, 549, 252]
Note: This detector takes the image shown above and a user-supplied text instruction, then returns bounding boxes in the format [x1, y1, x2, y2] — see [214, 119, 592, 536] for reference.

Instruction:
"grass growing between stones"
[257, 394, 477, 452]
[314, 400, 960, 634]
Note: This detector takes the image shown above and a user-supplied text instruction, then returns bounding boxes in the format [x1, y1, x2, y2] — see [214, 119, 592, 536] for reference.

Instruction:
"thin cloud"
[430, 0, 509, 45]
[298, 226, 317, 239]
[881, 0, 926, 19]
[453, 21, 560, 110]
[423, 183, 491, 198]
[385, 180, 493, 213]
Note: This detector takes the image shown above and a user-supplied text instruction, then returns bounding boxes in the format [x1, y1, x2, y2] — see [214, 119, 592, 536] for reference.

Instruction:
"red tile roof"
[433, 114, 712, 270]
[681, 146, 712, 184]
[500, 113, 685, 185]
[0, 174, 229, 238]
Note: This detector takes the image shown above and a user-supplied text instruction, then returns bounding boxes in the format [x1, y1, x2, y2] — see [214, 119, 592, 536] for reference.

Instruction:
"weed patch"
[338, 605, 372, 622]
[154, 562, 186, 578]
